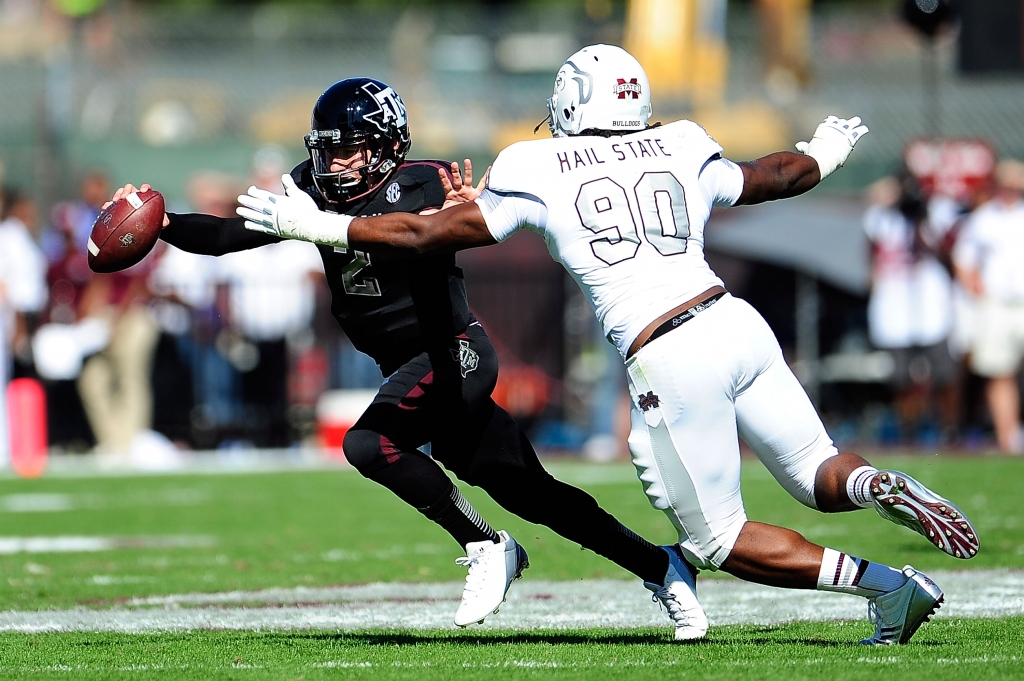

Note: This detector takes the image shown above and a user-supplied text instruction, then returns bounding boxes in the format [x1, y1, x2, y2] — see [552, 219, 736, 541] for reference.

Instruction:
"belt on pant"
[629, 290, 727, 358]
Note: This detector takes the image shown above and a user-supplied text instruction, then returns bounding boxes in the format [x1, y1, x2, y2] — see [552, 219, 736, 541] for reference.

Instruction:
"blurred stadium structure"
[3, 1, 1023, 201]
[1, 0, 1024, 464]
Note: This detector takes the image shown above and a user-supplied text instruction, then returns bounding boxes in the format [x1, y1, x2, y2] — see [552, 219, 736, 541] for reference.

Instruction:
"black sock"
[419, 484, 501, 548]
[366, 451, 498, 548]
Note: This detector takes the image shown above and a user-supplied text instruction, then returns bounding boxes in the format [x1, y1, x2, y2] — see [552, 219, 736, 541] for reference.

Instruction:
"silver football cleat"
[860, 565, 943, 645]
[870, 469, 979, 559]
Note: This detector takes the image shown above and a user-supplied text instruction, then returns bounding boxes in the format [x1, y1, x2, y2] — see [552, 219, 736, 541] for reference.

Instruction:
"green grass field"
[3, 619, 1024, 680]
[1, 456, 1022, 679]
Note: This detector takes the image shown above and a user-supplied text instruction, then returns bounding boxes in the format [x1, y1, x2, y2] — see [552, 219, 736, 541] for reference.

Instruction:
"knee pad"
[342, 428, 391, 475]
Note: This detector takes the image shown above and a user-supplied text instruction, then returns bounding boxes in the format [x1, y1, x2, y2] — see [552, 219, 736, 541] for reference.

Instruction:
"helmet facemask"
[304, 129, 398, 205]
[305, 78, 411, 205]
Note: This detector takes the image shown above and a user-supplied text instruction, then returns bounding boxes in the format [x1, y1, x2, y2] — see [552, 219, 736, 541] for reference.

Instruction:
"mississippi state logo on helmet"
[613, 78, 641, 99]
[304, 77, 412, 204]
[547, 44, 652, 137]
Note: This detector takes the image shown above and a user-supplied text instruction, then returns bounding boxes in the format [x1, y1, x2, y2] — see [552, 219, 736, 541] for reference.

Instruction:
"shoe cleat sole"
[871, 471, 979, 559]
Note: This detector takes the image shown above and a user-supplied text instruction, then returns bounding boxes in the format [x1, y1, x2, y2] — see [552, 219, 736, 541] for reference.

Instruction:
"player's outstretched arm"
[734, 115, 868, 206]
[734, 152, 821, 206]
[107, 183, 280, 256]
[238, 175, 496, 254]
[351, 202, 496, 254]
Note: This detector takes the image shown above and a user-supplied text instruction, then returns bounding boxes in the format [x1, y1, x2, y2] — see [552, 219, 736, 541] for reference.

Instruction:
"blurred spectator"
[147, 243, 211, 444]
[863, 173, 958, 443]
[185, 171, 239, 222]
[174, 163, 326, 447]
[34, 193, 103, 450]
[0, 189, 48, 373]
[41, 170, 110, 263]
[172, 171, 247, 441]
[249, 148, 334, 425]
[953, 159, 1024, 453]
[145, 172, 240, 447]
[75, 254, 159, 457]
[0, 187, 48, 464]
[0, 188, 48, 333]
[45, 201, 93, 325]
[216, 241, 324, 447]
[251, 145, 289, 193]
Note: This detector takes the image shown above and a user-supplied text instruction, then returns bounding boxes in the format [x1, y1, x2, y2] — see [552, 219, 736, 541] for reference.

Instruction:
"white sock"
[817, 548, 907, 598]
[846, 465, 877, 508]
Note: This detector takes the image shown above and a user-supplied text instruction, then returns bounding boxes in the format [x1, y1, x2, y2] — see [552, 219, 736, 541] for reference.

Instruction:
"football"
[87, 188, 165, 273]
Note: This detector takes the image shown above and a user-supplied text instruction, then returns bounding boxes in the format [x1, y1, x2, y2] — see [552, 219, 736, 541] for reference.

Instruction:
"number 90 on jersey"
[575, 172, 691, 266]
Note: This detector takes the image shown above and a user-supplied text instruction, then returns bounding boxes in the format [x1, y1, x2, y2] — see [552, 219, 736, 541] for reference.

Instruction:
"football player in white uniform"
[239, 45, 978, 644]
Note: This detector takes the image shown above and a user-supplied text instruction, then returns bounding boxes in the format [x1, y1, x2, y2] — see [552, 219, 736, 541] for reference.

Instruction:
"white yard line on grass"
[0, 536, 216, 554]
[1, 570, 1022, 633]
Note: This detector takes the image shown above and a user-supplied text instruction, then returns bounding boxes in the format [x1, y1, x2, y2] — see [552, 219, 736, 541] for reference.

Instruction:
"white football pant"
[625, 294, 838, 570]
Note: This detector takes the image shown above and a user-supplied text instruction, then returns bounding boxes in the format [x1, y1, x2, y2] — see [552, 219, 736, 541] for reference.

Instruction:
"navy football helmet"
[304, 78, 412, 204]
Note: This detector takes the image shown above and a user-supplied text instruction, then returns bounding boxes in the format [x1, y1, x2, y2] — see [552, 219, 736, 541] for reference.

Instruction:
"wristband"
[300, 212, 352, 249]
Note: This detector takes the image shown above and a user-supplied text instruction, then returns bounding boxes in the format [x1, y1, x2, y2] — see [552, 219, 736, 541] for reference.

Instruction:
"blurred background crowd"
[1, 0, 1024, 465]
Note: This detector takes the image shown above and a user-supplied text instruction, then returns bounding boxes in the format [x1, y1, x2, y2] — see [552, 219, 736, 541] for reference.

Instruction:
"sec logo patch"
[385, 182, 401, 204]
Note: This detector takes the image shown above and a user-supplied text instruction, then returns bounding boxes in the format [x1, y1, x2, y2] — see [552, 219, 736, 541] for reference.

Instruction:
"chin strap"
[533, 113, 551, 135]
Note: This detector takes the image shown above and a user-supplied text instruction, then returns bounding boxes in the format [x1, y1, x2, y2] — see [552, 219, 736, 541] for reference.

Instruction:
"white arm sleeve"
[697, 156, 745, 207]
[474, 189, 548, 242]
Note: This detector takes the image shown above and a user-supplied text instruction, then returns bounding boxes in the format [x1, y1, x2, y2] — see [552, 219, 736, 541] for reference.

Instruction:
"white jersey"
[476, 120, 743, 358]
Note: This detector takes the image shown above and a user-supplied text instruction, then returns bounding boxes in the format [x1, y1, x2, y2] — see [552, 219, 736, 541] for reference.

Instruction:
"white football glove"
[237, 174, 352, 249]
[796, 115, 869, 181]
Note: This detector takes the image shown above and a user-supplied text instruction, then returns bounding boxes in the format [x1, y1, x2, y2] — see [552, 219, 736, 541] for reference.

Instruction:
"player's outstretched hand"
[437, 159, 489, 209]
[237, 174, 351, 249]
[795, 116, 869, 181]
[103, 183, 170, 227]
[237, 174, 319, 239]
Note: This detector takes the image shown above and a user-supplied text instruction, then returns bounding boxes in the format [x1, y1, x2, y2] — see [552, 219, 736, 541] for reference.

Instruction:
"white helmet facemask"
[547, 44, 652, 138]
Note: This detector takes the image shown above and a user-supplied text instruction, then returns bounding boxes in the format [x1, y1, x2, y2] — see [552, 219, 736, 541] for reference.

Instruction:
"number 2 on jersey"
[576, 171, 690, 265]
[341, 250, 382, 296]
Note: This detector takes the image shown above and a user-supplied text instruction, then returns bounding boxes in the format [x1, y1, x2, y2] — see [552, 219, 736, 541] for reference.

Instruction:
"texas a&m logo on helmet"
[360, 81, 407, 134]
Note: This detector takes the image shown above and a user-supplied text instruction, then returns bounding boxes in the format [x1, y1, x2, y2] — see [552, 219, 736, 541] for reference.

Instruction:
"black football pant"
[342, 322, 668, 584]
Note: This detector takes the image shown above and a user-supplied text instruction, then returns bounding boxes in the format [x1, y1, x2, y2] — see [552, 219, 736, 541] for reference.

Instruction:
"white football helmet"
[547, 44, 652, 138]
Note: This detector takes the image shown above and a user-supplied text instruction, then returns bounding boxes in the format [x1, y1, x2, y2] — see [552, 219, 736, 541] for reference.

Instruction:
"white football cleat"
[860, 566, 943, 645]
[453, 530, 529, 627]
[870, 470, 979, 559]
[645, 545, 709, 641]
